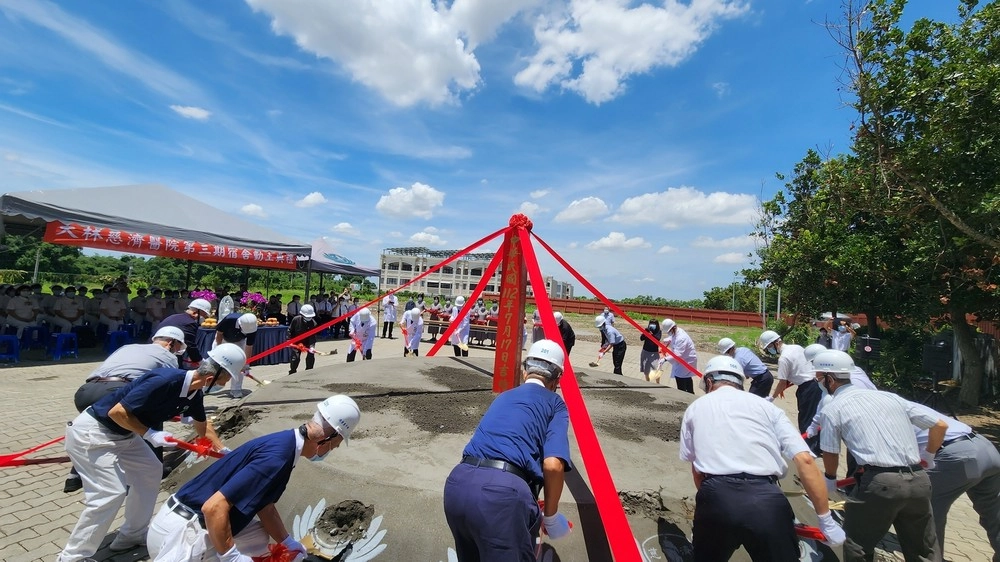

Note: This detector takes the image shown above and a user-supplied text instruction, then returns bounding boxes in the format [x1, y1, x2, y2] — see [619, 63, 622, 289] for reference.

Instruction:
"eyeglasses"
[317, 433, 340, 445]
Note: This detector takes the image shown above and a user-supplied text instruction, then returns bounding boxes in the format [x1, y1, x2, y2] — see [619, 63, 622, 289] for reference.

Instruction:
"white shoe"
[108, 534, 145, 551]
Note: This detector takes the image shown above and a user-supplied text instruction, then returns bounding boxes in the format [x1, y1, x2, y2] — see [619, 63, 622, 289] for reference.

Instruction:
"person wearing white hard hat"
[662, 319, 697, 393]
[758, 329, 820, 436]
[639, 319, 663, 382]
[595, 314, 627, 375]
[718, 337, 773, 398]
[58, 343, 245, 562]
[444, 340, 575, 559]
[147, 395, 361, 562]
[214, 312, 259, 398]
[156, 298, 213, 368]
[62, 326, 193, 494]
[287, 304, 318, 374]
[680, 355, 844, 560]
[347, 307, 377, 361]
[554, 311, 575, 356]
[381, 293, 398, 339]
[450, 296, 471, 357]
[816, 350, 946, 562]
[405, 305, 424, 357]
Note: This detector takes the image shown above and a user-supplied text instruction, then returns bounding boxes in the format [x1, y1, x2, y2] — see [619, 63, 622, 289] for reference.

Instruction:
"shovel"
[165, 436, 224, 459]
[244, 370, 271, 387]
[588, 352, 604, 368]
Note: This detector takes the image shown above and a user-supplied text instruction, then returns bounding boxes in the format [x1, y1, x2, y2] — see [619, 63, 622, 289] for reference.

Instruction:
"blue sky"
[0, 0, 958, 300]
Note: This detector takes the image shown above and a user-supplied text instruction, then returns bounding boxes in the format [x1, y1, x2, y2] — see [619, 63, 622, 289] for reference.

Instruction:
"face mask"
[110, 292, 119, 298]
[765, 344, 777, 356]
[838, 326, 847, 333]
[648, 324, 656, 331]
[66, 293, 75, 298]
[309, 450, 331, 462]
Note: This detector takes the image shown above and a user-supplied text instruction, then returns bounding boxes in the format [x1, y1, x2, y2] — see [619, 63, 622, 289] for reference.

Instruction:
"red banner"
[492, 227, 527, 392]
[44, 221, 298, 270]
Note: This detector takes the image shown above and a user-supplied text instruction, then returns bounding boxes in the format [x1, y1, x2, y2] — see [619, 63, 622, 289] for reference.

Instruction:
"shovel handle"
[794, 524, 827, 541]
[166, 436, 224, 459]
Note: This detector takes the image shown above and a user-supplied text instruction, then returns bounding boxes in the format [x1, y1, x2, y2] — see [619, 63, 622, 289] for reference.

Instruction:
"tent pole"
[303, 261, 312, 301]
[31, 247, 41, 283]
[185, 260, 193, 289]
[265, 269, 271, 296]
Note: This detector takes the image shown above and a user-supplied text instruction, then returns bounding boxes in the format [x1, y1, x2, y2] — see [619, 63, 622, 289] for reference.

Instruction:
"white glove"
[219, 545, 254, 562]
[220, 447, 233, 455]
[805, 425, 819, 439]
[825, 475, 837, 495]
[765, 396, 775, 403]
[142, 428, 176, 448]
[180, 416, 195, 425]
[920, 449, 936, 470]
[282, 535, 307, 555]
[817, 511, 845, 546]
[542, 513, 572, 540]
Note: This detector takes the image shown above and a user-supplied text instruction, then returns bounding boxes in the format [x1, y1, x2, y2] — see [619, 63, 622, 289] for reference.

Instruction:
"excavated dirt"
[619, 489, 671, 520]
[586, 389, 685, 443]
[575, 371, 628, 388]
[314, 499, 376, 544]
[354, 389, 495, 434]
[212, 406, 264, 440]
[420, 366, 492, 390]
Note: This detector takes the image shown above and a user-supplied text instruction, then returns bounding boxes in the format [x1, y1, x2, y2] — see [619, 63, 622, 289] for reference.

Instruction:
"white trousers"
[4, 317, 37, 338]
[51, 317, 84, 333]
[100, 314, 124, 332]
[147, 498, 270, 561]
[58, 413, 161, 562]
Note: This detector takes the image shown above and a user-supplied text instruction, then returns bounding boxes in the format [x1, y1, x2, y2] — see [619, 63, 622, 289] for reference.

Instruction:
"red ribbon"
[426, 244, 507, 357]
[518, 229, 642, 561]
[0, 436, 69, 468]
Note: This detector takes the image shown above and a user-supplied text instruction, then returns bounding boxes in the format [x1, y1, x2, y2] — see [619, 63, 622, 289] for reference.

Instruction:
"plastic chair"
[21, 326, 49, 350]
[47, 332, 79, 360]
[104, 330, 131, 354]
[0, 335, 19, 363]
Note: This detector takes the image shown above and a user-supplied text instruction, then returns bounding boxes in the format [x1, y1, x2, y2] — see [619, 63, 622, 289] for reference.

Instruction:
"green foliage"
[702, 282, 775, 312]
[765, 318, 814, 348]
[619, 295, 704, 308]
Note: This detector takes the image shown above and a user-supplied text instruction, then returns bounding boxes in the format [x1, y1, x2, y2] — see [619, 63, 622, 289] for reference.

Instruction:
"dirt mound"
[315, 499, 375, 544]
[212, 406, 263, 440]
[354, 389, 495, 434]
[586, 389, 685, 443]
[420, 366, 492, 390]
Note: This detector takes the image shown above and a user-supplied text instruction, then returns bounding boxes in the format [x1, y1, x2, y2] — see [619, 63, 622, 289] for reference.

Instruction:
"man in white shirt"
[681, 355, 843, 559]
[760, 330, 821, 435]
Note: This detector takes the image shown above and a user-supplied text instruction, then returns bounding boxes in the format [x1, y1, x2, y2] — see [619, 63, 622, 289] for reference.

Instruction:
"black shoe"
[63, 477, 83, 493]
[288, 370, 296, 375]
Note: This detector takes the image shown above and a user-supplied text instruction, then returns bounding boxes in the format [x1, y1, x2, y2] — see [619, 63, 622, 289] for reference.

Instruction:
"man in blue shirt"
[444, 339, 574, 561]
[595, 314, 627, 375]
[155, 298, 212, 368]
[58, 343, 247, 562]
[146, 395, 362, 562]
[718, 337, 773, 398]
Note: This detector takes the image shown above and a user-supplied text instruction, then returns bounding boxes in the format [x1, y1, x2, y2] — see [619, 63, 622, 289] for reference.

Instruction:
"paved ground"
[0, 320, 994, 561]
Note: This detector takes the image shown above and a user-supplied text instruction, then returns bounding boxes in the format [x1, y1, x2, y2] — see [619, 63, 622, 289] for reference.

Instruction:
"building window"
[428, 282, 439, 289]
[388, 262, 400, 271]
[402, 263, 413, 271]
[485, 285, 495, 292]
[440, 283, 452, 290]
[470, 268, 482, 276]
[385, 278, 398, 285]
[443, 266, 454, 274]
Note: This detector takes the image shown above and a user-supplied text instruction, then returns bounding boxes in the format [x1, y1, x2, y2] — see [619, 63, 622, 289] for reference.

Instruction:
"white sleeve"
[772, 406, 810, 459]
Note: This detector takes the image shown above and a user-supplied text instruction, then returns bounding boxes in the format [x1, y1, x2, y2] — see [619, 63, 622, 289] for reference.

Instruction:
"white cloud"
[530, 189, 550, 199]
[518, 201, 542, 216]
[331, 222, 360, 237]
[585, 232, 651, 250]
[612, 186, 755, 228]
[633, 276, 654, 282]
[567, 242, 578, 249]
[422, 226, 440, 233]
[169, 104, 212, 120]
[389, 231, 403, 238]
[514, 0, 748, 104]
[712, 81, 730, 98]
[553, 196, 609, 223]
[657, 245, 678, 254]
[241, 203, 267, 218]
[691, 235, 754, 249]
[410, 228, 447, 246]
[375, 182, 445, 219]
[295, 191, 328, 207]
[713, 252, 748, 264]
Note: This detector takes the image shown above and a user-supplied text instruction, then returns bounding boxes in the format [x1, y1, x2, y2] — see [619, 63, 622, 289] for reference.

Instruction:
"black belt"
[703, 472, 778, 484]
[461, 456, 531, 483]
[87, 376, 129, 383]
[941, 432, 977, 449]
[167, 496, 205, 528]
[860, 463, 924, 475]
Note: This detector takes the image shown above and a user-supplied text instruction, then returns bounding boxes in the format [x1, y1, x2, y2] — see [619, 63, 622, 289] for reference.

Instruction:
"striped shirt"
[776, 344, 813, 385]
[819, 385, 939, 467]
[909, 402, 969, 451]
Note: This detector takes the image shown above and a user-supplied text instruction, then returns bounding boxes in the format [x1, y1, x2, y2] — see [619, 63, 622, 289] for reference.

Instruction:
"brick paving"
[0, 327, 994, 561]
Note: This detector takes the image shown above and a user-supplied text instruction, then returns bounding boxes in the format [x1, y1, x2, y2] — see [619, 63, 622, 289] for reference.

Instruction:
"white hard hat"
[238, 313, 259, 334]
[407, 307, 418, 316]
[812, 350, 854, 379]
[758, 330, 781, 350]
[804, 343, 828, 362]
[704, 355, 746, 380]
[207, 343, 247, 377]
[662, 318, 676, 332]
[188, 299, 212, 315]
[525, 339, 565, 374]
[717, 337, 736, 355]
[553, 311, 563, 323]
[359, 307, 371, 319]
[153, 326, 185, 342]
[316, 395, 361, 444]
[455, 296, 465, 306]
[594, 315, 606, 328]
[300, 304, 316, 318]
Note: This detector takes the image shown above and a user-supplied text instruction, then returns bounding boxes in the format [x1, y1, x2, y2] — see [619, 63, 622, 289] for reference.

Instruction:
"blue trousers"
[693, 475, 799, 562]
[443, 463, 541, 562]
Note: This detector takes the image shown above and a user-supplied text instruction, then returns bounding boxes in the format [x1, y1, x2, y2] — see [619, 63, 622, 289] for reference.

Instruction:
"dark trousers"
[288, 348, 315, 373]
[382, 321, 394, 338]
[844, 468, 938, 561]
[692, 475, 799, 561]
[443, 463, 540, 562]
[676, 377, 694, 394]
[346, 349, 372, 362]
[611, 341, 627, 375]
[928, 436, 1000, 559]
[748, 372, 774, 398]
[795, 379, 822, 434]
[453, 345, 469, 357]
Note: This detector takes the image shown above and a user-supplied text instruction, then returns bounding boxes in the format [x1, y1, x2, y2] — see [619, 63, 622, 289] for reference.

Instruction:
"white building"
[380, 247, 573, 300]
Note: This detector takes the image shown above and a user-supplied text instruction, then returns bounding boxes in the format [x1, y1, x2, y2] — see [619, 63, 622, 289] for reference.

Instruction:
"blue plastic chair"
[0, 335, 19, 363]
[48, 332, 79, 360]
[104, 330, 131, 354]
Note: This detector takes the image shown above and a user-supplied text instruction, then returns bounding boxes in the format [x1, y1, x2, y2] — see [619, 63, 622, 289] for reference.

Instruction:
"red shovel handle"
[794, 524, 827, 541]
[166, 436, 223, 459]
[251, 543, 299, 562]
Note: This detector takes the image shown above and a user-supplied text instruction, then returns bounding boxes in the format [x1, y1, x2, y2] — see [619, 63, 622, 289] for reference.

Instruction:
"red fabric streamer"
[531, 232, 702, 378]
[518, 229, 642, 562]
[426, 247, 506, 357]
[0, 435, 70, 468]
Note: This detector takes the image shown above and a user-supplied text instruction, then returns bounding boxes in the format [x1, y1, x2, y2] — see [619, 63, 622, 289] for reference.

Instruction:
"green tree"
[0, 234, 82, 276]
